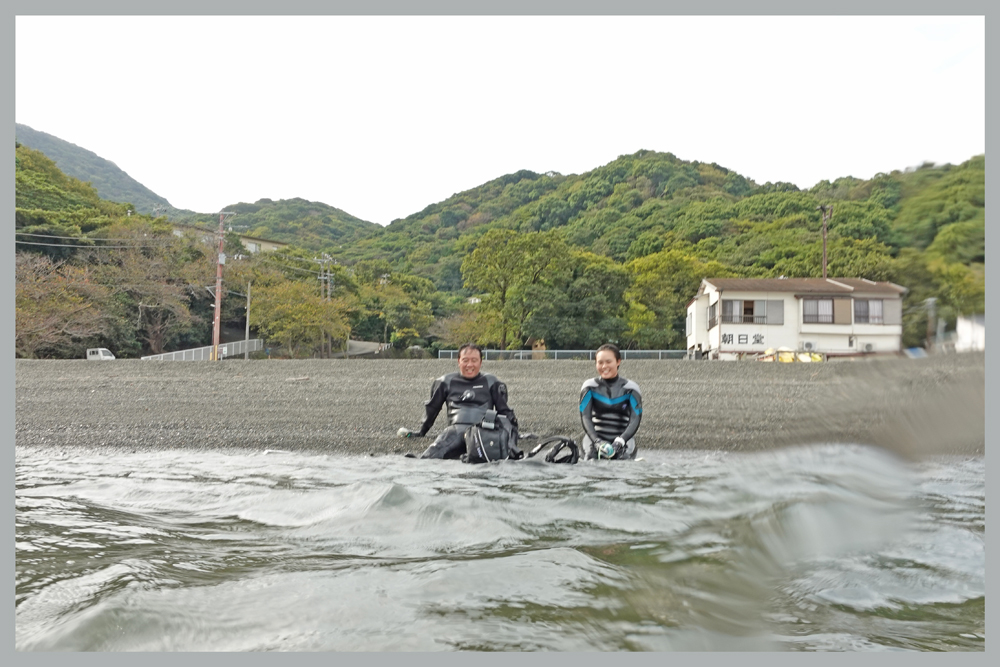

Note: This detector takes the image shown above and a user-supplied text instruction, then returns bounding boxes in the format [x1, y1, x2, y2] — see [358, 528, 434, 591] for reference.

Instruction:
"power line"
[17, 242, 327, 277]
[16, 282, 208, 291]
[15, 232, 178, 243]
[16, 240, 182, 249]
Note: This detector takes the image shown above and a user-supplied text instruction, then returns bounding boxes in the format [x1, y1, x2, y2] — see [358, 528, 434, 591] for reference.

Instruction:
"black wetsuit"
[579, 375, 642, 459]
[416, 372, 520, 459]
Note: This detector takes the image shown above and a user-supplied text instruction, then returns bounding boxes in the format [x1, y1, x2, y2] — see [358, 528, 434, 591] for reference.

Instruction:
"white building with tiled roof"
[686, 277, 908, 360]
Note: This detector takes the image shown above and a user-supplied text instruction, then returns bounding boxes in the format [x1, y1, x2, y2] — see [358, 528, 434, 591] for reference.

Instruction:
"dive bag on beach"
[462, 410, 518, 463]
[526, 436, 579, 464]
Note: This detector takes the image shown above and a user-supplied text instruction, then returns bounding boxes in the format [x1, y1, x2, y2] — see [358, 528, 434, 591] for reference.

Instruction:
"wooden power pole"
[211, 212, 235, 361]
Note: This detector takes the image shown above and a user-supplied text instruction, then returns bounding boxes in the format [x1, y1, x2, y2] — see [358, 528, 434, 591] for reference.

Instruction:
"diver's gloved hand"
[596, 441, 616, 459]
[397, 428, 423, 438]
[612, 437, 627, 458]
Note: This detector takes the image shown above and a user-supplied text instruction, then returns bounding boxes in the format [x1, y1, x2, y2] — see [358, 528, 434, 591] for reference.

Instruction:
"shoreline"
[15, 353, 985, 459]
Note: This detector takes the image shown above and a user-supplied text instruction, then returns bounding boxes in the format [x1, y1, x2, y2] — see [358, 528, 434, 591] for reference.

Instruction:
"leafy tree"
[625, 230, 665, 261]
[461, 229, 570, 350]
[924, 219, 985, 265]
[355, 282, 434, 344]
[250, 280, 352, 357]
[624, 249, 734, 349]
[523, 251, 631, 349]
[427, 308, 493, 348]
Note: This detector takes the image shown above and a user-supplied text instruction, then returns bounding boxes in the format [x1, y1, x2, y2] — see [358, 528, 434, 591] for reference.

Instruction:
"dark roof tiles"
[702, 278, 906, 295]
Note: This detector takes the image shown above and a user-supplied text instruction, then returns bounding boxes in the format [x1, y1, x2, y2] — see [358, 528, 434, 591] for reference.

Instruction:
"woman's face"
[595, 350, 621, 380]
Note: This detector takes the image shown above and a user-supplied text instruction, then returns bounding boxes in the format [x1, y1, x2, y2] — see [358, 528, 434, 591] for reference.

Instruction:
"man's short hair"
[458, 343, 483, 359]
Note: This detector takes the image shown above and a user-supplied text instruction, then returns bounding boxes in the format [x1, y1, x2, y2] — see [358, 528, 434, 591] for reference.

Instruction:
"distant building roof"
[171, 222, 214, 234]
[238, 234, 287, 246]
[701, 277, 907, 296]
[171, 223, 286, 247]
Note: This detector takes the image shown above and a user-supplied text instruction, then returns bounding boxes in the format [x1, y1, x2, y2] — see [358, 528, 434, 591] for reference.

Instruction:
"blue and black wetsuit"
[579, 375, 642, 459]
[416, 372, 520, 459]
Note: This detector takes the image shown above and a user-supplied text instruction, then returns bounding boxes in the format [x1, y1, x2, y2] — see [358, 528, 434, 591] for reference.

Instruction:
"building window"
[708, 303, 717, 329]
[803, 298, 833, 323]
[721, 299, 767, 324]
[854, 299, 883, 324]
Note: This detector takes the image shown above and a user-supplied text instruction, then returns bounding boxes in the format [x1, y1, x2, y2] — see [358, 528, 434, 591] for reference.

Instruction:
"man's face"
[458, 348, 483, 378]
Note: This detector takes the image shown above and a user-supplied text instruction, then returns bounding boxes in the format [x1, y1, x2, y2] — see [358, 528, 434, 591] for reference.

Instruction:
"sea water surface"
[15, 444, 984, 651]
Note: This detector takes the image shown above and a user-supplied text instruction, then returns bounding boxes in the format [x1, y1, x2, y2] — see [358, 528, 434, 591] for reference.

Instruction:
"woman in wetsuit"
[579, 343, 642, 460]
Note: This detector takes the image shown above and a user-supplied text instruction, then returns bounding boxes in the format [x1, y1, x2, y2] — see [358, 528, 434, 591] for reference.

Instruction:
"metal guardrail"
[438, 349, 688, 361]
[141, 339, 264, 361]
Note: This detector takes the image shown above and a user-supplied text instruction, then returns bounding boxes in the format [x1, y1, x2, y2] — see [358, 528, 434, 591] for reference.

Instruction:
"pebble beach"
[14, 352, 985, 459]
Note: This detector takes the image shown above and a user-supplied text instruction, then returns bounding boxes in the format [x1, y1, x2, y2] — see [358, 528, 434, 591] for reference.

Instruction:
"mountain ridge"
[15, 123, 185, 217]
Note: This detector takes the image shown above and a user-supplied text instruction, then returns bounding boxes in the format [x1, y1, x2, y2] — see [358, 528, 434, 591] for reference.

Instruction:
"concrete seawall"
[15, 353, 985, 459]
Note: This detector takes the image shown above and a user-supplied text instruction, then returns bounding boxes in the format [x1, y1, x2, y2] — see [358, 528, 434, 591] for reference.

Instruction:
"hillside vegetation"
[177, 197, 382, 250]
[14, 137, 985, 358]
[15, 123, 184, 217]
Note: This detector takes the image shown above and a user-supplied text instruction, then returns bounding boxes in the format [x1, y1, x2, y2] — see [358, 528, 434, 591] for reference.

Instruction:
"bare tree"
[15, 252, 111, 358]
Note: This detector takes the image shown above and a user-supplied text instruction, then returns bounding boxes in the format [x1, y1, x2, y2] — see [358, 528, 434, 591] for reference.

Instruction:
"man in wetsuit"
[399, 343, 521, 459]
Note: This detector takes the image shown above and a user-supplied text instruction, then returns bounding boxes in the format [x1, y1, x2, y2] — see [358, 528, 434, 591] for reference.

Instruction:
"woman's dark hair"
[596, 343, 621, 362]
[458, 343, 484, 359]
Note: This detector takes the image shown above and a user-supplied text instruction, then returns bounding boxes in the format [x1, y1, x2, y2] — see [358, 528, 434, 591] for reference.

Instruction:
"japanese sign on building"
[722, 333, 765, 346]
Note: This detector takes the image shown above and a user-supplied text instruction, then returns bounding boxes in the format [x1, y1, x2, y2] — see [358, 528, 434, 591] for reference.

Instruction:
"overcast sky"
[15, 15, 984, 226]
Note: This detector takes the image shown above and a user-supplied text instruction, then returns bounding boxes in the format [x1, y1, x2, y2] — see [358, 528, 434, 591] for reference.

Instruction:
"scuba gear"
[452, 406, 490, 426]
[462, 410, 521, 463]
[526, 436, 580, 464]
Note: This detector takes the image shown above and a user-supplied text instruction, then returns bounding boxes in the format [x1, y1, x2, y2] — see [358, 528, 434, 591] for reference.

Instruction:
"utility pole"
[244, 281, 252, 360]
[816, 205, 833, 279]
[315, 254, 333, 358]
[925, 297, 937, 353]
[212, 212, 235, 361]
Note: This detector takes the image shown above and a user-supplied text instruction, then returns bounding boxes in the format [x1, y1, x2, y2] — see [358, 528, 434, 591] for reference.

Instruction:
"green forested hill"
[15, 123, 186, 217]
[176, 197, 383, 249]
[16, 124, 384, 246]
[322, 150, 983, 291]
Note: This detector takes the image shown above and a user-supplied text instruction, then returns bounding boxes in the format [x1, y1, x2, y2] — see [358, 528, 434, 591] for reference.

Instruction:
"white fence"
[438, 349, 688, 361]
[141, 339, 264, 361]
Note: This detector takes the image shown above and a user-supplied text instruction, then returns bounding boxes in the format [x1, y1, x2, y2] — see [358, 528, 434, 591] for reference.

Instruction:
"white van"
[86, 348, 116, 361]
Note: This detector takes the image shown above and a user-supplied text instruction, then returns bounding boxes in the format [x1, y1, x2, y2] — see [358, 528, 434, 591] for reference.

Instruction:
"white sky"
[15, 15, 985, 226]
